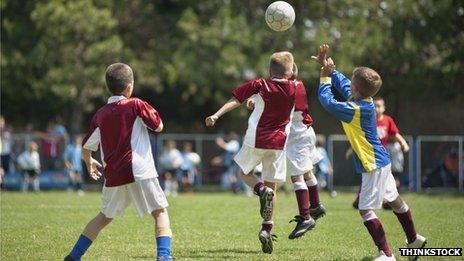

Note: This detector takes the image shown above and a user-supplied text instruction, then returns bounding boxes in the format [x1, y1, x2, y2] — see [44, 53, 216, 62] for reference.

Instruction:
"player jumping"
[312, 44, 426, 261]
[65, 63, 173, 261]
[247, 62, 326, 239]
[205, 51, 296, 254]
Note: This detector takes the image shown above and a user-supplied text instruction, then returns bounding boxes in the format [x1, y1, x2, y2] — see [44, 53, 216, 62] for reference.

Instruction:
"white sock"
[393, 203, 409, 214]
[293, 181, 307, 191]
[362, 210, 378, 222]
[305, 177, 317, 187]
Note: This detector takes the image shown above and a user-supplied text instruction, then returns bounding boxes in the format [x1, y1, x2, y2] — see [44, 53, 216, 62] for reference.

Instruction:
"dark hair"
[105, 63, 133, 95]
[373, 96, 384, 102]
[352, 67, 382, 98]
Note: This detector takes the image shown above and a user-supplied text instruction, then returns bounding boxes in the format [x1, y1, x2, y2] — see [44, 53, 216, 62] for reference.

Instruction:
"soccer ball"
[265, 1, 295, 32]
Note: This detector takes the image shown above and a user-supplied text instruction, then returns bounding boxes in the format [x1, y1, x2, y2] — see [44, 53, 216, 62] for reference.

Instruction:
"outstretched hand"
[205, 115, 218, 127]
[321, 57, 336, 77]
[311, 44, 330, 66]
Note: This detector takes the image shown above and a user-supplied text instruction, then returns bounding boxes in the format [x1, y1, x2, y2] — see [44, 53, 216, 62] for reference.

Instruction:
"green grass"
[1, 191, 463, 260]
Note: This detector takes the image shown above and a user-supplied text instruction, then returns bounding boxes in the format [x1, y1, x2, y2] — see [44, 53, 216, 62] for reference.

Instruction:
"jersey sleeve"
[330, 70, 352, 100]
[318, 77, 356, 123]
[82, 115, 101, 152]
[231, 79, 261, 103]
[135, 99, 162, 131]
[388, 116, 399, 135]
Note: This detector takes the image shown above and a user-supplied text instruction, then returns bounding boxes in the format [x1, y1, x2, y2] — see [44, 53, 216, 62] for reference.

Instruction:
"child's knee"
[360, 210, 377, 222]
[291, 175, 304, 183]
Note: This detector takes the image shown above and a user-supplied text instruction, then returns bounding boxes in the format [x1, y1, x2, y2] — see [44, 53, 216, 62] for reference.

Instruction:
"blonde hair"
[28, 141, 38, 151]
[352, 67, 382, 98]
[269, 51, 294, 79]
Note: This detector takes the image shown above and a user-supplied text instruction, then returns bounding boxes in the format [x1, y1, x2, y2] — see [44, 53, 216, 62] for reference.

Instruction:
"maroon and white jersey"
[232, 78, 296, 150]
[291, 81, 314, 133]
[82, 96, 161, 187]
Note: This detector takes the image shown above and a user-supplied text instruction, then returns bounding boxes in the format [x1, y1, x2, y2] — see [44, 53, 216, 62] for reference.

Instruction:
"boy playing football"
[247, 63, 326, 239]
[65, 63, 173, 261]
[353, 96, 410, 208]
[205, 51, 296, 254]
[312, 44, 426, 260]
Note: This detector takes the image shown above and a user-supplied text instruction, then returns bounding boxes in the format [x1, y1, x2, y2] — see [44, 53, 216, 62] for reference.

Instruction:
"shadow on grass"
[175, 248, 261, 259]
[361, 256, 374, 261]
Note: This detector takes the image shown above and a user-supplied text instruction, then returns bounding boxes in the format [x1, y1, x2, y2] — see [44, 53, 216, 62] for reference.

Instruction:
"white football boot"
[373, 250, 396, 261]
[406, 234, 427, 261]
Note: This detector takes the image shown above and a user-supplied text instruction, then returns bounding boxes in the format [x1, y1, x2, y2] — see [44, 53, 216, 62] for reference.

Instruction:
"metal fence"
[3, 133, 463, 192]
[326, 135, 463, 192]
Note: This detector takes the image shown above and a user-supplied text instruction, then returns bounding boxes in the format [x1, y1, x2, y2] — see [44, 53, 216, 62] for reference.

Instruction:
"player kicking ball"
[247, 63, 326, 239]
[312, 44, 426, 260]
[206, 51, 297, 254]
[65, 63, 173, 261]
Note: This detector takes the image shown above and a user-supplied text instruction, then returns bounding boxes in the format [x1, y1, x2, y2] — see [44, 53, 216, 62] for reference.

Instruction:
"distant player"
[312, 44, 426, 260]
[205, 51, 296, 254]
[352, 97, 410, 208]
[65, 63, 173, 261]
[17, 141, 41, 193]
[64, 135, 85, 196]
[247, 62, 326, 239]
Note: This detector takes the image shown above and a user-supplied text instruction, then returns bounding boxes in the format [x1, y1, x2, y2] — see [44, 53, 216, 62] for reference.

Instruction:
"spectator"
[38, 123, 59, 170]
[64, 135, 85, 196]
[180, 142, 201, 193]
[0, 116, 12, 174]
[423, 148, 459, 188]
[159, 140, 182, 196]
[314, 136, 334, 191]
[387, 142, 405, 188]
[17, 141, 41, 192]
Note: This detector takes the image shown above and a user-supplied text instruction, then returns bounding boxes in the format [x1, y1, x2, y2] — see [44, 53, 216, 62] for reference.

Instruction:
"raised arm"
[206, 79, 261, 127]
[318, 76, 356, 123]
[205, 98, 241, 127]
[330, 70, 352, 100]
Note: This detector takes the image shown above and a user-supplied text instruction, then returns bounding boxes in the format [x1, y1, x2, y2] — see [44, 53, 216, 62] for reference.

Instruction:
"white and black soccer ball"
[265, 1, 295, 32]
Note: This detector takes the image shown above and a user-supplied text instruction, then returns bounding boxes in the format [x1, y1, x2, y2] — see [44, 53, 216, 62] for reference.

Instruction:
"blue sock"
[156, 236, 171, 257]
[69, 234, 93, 260]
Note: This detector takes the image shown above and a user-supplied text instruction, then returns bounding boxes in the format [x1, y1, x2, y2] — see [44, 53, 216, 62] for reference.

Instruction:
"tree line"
[2, 0, 463, 134]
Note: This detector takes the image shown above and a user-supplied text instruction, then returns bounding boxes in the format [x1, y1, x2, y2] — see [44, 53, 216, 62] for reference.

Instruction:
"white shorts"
[101, 178, 168, 218]
[359, 164, 399, 210]
[286, 126, 323, 176]
[234, 145, 286, 183]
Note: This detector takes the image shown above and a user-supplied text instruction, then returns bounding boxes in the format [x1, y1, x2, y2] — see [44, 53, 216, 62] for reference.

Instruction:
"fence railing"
[3, 133, 463, 192]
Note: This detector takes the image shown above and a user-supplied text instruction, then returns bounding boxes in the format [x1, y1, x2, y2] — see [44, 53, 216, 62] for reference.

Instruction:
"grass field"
[1, 191, 463, 260]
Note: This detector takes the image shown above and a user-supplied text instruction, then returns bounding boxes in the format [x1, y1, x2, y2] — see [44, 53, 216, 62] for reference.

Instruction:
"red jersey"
[292, 81, 313, 130]
[82, 96, 161, 187]
[376, 114, 399, 147]
[232, 78, 296, 150]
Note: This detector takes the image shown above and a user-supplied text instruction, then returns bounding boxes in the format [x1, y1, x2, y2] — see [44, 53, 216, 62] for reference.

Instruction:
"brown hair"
[105, 63, 133, 95]
[269, 51, 294, 78]
[351, 67, 382, 98]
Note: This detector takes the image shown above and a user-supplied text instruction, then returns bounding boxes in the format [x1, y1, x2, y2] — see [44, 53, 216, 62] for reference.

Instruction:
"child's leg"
[33, 176, 40, 192]
[360, 209, 392, 257]
[22, 173, 29, 192]
[68, 212, 112, 260]
[152, 208, 172, 258]
[261, 181, 276, 232]
[291, 175, 310, 219]
[304, 170, 320, 207]
[388, 196, 417, 243]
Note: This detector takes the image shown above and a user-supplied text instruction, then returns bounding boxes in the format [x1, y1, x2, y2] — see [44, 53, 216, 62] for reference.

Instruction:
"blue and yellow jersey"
[318, 70, 390, 173]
